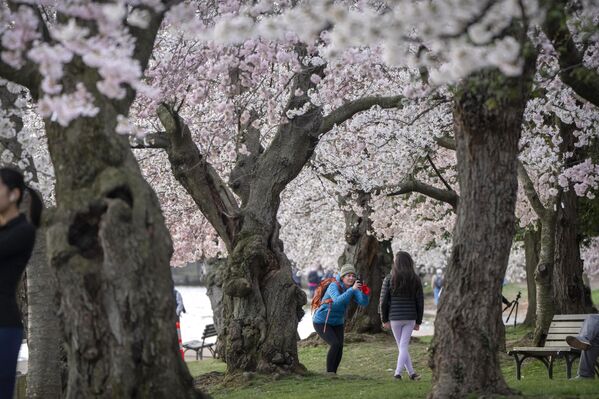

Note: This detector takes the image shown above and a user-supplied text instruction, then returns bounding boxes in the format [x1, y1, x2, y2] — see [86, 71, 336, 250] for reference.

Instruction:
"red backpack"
[310, 277, 341, 314]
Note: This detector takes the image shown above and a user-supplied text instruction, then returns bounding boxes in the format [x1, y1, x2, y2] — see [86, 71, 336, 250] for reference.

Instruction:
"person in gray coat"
[380, 251, 424, 381]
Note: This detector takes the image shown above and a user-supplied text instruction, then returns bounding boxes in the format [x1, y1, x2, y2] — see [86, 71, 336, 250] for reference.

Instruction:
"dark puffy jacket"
[379, 274, 424, 325]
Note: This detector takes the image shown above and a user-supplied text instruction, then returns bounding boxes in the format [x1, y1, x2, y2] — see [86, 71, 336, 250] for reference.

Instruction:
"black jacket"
[379, 274, 424, 325]
[0, 214, 36, 327]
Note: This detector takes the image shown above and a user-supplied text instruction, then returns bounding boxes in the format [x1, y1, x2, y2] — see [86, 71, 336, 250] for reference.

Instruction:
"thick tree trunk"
[522, 228, 540, 326]
[532, 210, 557, 345]
[204, 257, 226, 336]
[221, 224, 307, 373]
[429, 64, 534, 398]
[44, 111, 203, 398]
[552, 123, 592, 314]
[338, 192, 392, 333]
[26, 230, 63, 398]
[553, 188, 589, 313]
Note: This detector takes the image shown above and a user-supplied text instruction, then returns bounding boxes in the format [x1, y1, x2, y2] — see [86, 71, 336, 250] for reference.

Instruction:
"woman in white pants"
[379, 251, 424, 380]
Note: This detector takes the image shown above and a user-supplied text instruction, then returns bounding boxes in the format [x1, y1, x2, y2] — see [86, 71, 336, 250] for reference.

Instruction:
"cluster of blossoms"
[1, 1, 165, 126]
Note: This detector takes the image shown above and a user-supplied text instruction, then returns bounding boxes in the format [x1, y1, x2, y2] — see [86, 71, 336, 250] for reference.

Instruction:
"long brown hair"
[390, 251, 420, 296]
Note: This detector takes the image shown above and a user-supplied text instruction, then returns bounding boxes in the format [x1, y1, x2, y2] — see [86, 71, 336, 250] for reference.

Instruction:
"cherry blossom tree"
[0, 1, 204, 397]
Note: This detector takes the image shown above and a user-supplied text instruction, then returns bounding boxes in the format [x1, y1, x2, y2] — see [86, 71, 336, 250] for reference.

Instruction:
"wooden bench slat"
[509, 347, 572, 355]
[552, 314, 591, 320]
[545, 341, 573, 347]
[550, 322, 585, 328]
[547, 327, 582, 334]
[546, 334, 576, 340]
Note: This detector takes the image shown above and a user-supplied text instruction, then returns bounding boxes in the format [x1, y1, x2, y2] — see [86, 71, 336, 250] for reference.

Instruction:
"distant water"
[19, 286, 447, 361]
[19, 285, 315, 361]
[176, 286, 316, 342]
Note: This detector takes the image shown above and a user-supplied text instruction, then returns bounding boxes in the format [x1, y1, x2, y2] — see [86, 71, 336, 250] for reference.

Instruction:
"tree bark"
[1, 80, 64, 396]
[552, 123, 593, 314]
[204, 257, 226, 336]
[532, 210, 557, 345]
[522, 227, 540, 326]
[517, 160, 558, 346]
[429, 60, 535, 397]
[338, 192, 392, 334]
[26, 229, 63, 398]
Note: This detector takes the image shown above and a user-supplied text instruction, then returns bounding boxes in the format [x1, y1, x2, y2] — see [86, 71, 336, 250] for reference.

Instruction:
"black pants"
[313, 323, 344, 373]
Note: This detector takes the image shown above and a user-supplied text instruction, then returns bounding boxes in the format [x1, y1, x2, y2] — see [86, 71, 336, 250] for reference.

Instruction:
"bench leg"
[512, 354, 526, 380]
[547, 356, 554, 379]
[565, 353, 577, 379]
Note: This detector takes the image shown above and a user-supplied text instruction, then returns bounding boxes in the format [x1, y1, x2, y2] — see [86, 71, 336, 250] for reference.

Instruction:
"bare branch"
[387, 177, 458, 210]
[320, 95, 405, 135]
[517, 161, 548, 217]
[435, 136, 456, 150]
[426, 154, 454, 193]
[129, 132, 170, 149]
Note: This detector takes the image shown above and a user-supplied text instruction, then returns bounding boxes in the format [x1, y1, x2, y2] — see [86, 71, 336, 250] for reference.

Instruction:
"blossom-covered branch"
[542, 0, 599, 107]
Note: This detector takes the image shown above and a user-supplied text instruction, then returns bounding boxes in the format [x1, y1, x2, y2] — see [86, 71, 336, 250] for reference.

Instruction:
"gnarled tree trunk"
[338, 192, 392, 333]
[429, 60, 534, 398]
[45, 107, 202, 398]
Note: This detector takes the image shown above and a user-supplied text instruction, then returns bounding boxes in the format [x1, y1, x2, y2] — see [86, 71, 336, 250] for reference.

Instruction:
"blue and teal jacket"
[312, 274, 370, 326]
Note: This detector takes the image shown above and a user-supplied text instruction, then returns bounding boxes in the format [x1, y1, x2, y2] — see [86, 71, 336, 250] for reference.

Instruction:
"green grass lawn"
[187, 325, 598, 398]
[592, 288, 599, 307]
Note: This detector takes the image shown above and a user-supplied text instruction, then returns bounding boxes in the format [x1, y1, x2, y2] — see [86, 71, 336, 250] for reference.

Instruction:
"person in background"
[431, 268, 444, 306]
[0, 167, 43, 399]
[380, 251, 424, 381]
[174, 288, 186, 319]
[312, 264, 370, 375]
[307, 265, 322, 298]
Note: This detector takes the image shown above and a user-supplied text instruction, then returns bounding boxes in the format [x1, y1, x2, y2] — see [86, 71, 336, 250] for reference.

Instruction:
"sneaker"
[409, 373, 421, 381]
[394, 374, 402, 380]
[570, 375, 594, 381]
[566, 336, 591, 351]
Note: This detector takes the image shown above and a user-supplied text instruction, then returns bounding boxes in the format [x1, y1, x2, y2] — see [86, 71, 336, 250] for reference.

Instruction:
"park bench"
[508, 314, 599, 380]
[182, 324, 218, 360]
